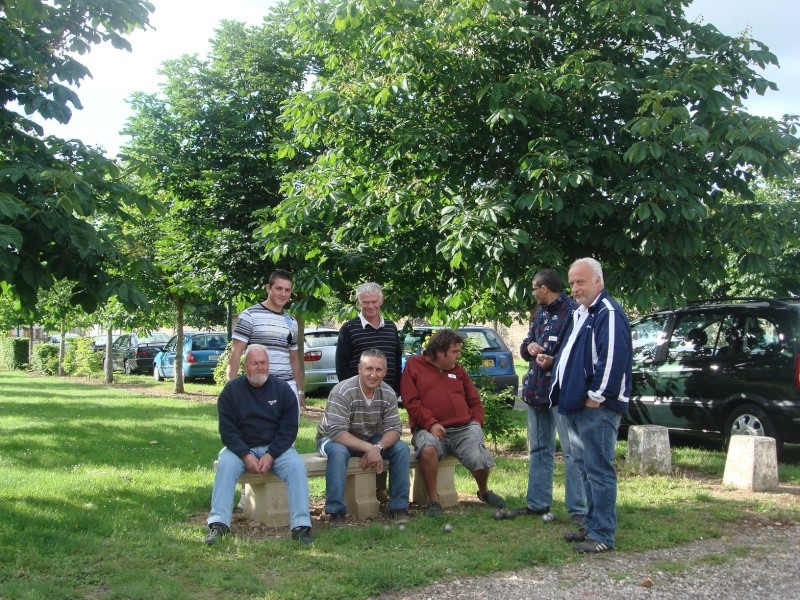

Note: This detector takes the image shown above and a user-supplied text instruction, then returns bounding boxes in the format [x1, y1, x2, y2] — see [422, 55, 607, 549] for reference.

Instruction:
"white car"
[303, 327, 339, 395]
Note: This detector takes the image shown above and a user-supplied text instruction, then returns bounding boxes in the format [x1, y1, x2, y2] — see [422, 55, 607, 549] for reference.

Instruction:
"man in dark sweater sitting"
[205, 344, 312, 545]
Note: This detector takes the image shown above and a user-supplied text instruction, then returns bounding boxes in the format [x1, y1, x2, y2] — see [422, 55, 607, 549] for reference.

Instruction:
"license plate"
[209, 354, 220, 362]
[326, 374, 337, 382]
[481, 358, 495, 368]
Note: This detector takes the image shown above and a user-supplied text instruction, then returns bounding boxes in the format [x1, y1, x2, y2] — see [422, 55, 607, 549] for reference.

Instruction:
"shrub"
[67, 338, 102, 377]
[0, 337, 29, 369]
[31, 343, 59, 375]
[213, 341, 235, 385]
[458, 337, 522, 449]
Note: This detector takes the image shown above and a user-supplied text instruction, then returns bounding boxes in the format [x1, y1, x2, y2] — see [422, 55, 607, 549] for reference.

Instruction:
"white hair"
[243, 344, 269, 364]
[570, 257, 604, 283]
[355, 282, 383, 301]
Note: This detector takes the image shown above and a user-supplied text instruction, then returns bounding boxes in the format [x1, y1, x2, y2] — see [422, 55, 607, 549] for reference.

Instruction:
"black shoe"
[425, 502, 443, 517]
[389, 508, 410, 524]
[573, 539, 614, 553]
[563, 528, 589, 543]
[204, 522, 230, 545]
[503, 506, 549, 519]
[477, 489, 505, 509]
[329, 512, 347, 528]
[291, 526, 313, 545]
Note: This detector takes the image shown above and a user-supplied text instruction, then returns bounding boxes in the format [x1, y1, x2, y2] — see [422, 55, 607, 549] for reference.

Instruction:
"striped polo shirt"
[232, 303, 298, 381]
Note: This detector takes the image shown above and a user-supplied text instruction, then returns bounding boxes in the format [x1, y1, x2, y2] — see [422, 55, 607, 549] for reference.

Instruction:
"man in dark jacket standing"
[512, 269, 586, 525]
[550, 258, 632, 553]
[205, 344, 312, 546]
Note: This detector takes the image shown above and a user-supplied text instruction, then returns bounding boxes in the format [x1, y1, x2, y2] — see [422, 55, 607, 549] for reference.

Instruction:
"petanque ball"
[398, 524, 406, 532]
[541, 512, 556, 523]
[493, 510, 506, 520]
[443, 523, 454, 533]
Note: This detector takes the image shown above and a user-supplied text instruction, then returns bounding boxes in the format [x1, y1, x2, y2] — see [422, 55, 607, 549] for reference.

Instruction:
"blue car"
[402, 326, 519, 393]
[153, 331, 228, 382]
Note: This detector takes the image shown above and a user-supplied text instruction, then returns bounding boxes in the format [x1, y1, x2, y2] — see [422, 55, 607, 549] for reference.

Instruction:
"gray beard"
[246, 373, 268, 387]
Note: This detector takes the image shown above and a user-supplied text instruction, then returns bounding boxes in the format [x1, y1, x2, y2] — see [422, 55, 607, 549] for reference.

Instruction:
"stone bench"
[230, 450, 460, 527]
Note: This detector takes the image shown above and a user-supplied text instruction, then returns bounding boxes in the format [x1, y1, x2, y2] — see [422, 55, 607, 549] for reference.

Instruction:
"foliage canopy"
[0, 0, 155, 313]
[263, 0, 798, 321]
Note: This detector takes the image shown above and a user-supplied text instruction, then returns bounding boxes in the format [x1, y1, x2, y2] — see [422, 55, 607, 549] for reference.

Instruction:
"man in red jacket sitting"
[401, 329, 505, 517]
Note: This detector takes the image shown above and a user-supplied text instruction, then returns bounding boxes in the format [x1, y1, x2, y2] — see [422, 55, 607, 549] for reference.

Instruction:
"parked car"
[402, 326, 519, 395]
[153, 331, 228, 382]
[105, 332, 169, 375]
[48, 333, 80, 344]
[91, 333, 120, 352]
[303, 327, 339, 395]
[625, 298, 800, 455]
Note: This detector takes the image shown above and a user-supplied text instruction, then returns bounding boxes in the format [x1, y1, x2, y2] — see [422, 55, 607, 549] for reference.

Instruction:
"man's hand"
[243, 453, 260, 474]
[526, 341, 545, 356]
[584, 397, 602, 409]
[359, 445, 384, 473]
[256, 453, 274, 474]
[535, 353, 554, 369]
[430, 423, 446, 441]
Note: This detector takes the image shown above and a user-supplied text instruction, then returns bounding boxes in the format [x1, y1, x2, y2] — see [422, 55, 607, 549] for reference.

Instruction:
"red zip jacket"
[400, 355, 484, 432]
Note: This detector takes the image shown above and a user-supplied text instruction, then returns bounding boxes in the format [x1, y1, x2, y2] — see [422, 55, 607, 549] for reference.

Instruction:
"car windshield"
[305, 332, 337, 347]
[191, 334, 227, 351]
[460, 329, 502, 351]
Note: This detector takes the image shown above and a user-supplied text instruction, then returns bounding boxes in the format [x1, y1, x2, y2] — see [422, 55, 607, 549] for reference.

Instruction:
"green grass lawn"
[1, 370, 798, 600]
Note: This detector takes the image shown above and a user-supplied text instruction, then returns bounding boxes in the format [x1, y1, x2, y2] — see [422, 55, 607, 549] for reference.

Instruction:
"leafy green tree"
[1, 0, 156, 313]
[707, 151, 800, 299]
[264, 0, 798, 321]
[122, 11, 309, 390]
[35, 279, 94, 375]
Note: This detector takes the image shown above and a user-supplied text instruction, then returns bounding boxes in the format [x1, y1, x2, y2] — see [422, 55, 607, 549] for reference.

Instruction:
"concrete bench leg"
[345, 471, 380, 519]
[411, 459, 459, 508]
[723, 436, 779, 492]
[243, 480, 290, 527]
[626, 425, 672, 475]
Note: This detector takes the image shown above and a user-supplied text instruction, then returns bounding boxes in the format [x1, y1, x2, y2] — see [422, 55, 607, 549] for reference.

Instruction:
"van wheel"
[153, 364, 164, 382]
[724, 404, 782, 457]
[124, 362, 133, 375]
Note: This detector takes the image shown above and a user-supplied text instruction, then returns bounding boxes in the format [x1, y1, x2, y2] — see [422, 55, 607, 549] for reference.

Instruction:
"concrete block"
[626, 425, 672, 475]
[723, 436, 779, 492]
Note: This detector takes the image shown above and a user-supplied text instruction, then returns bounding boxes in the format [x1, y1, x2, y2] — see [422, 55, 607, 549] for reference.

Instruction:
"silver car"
[303, 327, 339, 394]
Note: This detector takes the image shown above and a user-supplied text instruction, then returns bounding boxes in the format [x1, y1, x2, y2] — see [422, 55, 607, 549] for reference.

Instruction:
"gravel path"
[373, 523, 799, 600]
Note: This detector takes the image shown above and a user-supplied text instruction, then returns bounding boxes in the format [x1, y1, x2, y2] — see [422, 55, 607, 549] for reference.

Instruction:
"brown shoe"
[329, 513, 347, 528]
[563, 528, 589, 543]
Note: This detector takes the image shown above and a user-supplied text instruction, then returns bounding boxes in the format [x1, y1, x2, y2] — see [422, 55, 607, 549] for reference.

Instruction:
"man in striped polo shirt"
[228, 269, 305, 410]
[317, 349, 411, 526]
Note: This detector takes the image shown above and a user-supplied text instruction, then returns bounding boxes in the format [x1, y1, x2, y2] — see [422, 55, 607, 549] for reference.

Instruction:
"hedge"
[0, 337, 30, 370]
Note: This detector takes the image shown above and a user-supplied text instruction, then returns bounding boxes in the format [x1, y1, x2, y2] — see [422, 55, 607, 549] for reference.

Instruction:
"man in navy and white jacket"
[549, 257, 632, 554]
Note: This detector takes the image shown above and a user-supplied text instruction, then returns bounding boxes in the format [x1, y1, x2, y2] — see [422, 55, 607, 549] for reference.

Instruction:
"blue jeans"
[318, 435, 410, 514]
[563, 406, 621, 547]
[526, 405, 587, 516]
[208, 445, 311, 531]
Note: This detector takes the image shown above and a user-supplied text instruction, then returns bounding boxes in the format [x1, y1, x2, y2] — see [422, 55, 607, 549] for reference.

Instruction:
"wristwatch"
[374, 442, 384, 451]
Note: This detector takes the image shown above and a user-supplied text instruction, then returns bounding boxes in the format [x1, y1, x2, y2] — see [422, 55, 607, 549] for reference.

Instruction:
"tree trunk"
[173, 298, 185, 394]
[104, 327, 114, 384]
[296, 314, 305, 382]
[58, 318, 66, 376]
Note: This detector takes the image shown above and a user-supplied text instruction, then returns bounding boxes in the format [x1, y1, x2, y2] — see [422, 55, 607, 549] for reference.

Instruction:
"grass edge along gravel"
[0, 370, 798, 600]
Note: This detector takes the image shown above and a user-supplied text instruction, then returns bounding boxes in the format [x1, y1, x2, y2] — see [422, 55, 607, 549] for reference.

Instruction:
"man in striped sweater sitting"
[317, 349, 411, 526]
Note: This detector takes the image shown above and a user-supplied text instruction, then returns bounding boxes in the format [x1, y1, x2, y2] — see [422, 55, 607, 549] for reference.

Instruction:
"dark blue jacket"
[550, 290, 632, 415]
[217, 375, 298, 460]
[520, 291, 576, 408]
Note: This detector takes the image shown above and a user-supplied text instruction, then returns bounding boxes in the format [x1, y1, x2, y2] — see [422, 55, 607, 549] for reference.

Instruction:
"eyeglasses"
[532, 285, 543, 292]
